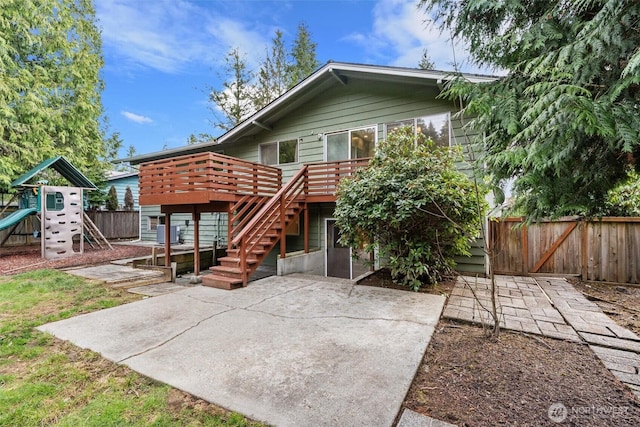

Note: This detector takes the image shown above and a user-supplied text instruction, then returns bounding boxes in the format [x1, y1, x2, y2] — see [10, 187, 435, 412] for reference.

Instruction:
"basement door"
[325, 219, 370, 280]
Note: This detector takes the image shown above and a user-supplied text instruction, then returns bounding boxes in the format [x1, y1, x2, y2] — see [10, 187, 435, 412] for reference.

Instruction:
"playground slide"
[0, 207, 38, 231]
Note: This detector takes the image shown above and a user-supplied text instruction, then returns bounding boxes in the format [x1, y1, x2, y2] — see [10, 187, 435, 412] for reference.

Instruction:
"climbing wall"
[41, 186, 84, 259]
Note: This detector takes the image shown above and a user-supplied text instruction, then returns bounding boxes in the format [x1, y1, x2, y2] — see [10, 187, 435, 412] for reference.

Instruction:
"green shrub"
[605, 171, 640, 217]
[335, 127, 487, 290]
[106, 185, 118, 211]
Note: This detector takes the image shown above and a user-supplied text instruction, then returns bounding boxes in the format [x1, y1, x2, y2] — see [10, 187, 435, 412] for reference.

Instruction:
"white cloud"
[121, 111, 153, 124]
[96, 0, 270, 74]
[347, 0, 493, 75]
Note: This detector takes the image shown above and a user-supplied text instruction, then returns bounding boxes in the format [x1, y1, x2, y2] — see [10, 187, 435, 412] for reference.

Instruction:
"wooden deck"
[139, 152, 282, 206]
[139, 152, 369, 206]
[139, 152, 370, 284]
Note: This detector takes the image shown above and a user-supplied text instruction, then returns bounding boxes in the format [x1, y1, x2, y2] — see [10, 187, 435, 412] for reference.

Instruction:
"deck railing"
[305, 158, 370, 198]
[139, 152, 282, 205]
[139, 153, 369, 206]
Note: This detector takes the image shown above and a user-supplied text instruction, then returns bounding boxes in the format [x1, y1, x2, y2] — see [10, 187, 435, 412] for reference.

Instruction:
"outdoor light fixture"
[185, 219, 189, 227]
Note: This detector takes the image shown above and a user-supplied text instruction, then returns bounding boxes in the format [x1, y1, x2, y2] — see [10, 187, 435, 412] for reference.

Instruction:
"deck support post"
[164, 213, 171, 267]
[304, 204, 309, 254]
[280, 194, 286, 258]
[193, 210, 200, 276]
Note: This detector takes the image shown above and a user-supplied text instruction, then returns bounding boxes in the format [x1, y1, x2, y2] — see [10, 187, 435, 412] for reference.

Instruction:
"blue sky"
[96, 0, 486, 159]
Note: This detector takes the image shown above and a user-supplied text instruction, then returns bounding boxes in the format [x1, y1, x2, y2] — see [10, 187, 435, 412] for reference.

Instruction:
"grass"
[0, 269, 262, 427]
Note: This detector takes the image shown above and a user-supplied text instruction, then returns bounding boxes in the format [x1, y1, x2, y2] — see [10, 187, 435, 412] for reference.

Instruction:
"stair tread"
[210, 265, 243, 274]
[218, 256, 259, 264]
[201, 275, 243, 290]
[202, 275, 243, 284]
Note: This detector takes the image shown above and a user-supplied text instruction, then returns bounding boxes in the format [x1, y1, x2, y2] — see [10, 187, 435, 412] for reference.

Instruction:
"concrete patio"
[38, 274, 446, 427]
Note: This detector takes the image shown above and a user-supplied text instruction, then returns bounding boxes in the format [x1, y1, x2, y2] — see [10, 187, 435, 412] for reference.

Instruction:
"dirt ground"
[360, 269, 640, 426]
[0, 243, 153, 275]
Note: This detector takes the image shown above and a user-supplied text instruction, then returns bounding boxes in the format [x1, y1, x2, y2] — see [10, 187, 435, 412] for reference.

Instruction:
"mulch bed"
[0, 244, 153, 275]
[358, 269, 640, 426]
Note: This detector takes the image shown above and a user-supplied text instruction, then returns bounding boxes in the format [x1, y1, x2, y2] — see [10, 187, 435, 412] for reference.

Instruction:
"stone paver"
[397, 408, 457, 427]
[443, 275, 581, 341]
[445, 275, 640, 398]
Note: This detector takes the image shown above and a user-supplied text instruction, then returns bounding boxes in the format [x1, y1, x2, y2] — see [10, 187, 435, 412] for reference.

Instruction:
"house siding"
[107, 175, 139, 211]
[138, 77, 486, 274]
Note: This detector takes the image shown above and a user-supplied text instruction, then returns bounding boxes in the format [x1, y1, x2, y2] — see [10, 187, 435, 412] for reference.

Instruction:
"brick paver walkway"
[444, 275, 640, 398]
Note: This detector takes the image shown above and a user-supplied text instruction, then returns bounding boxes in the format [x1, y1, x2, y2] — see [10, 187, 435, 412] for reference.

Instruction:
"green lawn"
[0, 269, 261, 427]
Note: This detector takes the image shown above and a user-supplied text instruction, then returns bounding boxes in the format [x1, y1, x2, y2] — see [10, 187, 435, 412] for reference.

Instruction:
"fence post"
[521, 219, 528, 275]
[581, 219, 588, 281]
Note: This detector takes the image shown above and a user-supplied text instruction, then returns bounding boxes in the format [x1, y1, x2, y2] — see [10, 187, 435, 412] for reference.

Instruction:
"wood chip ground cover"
[360, 269, 640, 426]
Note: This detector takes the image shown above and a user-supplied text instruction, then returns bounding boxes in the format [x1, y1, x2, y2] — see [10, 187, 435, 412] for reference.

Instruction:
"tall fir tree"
[207, 23, 319, 133]
[254, 30, 289, 110]
[208, 48, 255, 131]
[1, 0, 109, 190]
[288, 22, 320, 88]
[420, 0, 640, 219]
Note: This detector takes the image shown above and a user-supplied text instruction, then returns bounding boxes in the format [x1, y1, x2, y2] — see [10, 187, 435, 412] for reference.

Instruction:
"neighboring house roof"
[107, 170, 139, 181]
[11, 156, 97, 189]
[123, 62, 497, 165]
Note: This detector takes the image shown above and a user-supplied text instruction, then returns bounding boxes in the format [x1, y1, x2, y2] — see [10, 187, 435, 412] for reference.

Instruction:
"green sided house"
[127, 62, 495, 288]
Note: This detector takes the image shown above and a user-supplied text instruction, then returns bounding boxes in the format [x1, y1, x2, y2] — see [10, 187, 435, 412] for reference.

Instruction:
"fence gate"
[489, 217, 640, 284]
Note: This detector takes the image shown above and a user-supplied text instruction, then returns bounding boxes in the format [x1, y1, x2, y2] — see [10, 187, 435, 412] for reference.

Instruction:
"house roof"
[123, 62, 497, 165]
[11, 156, 97, 189]
[107, 170, 139, 181]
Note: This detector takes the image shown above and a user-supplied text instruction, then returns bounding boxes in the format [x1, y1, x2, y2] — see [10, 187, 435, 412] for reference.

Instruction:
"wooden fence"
[490, 217, 640, 284]
[0, 210, 138, 247]
[86, 211, 139, 240]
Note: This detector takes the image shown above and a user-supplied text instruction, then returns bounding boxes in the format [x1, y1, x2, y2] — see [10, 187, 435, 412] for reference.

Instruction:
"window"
[385, 113, 451, 147]
[45, 192, 64, 211]
[259, 140, 298, 165]
[279, 140, 298, 164]
[147, 216, 164, 231]
[325, 126, 376, 161]
[259, 143, 277, 165]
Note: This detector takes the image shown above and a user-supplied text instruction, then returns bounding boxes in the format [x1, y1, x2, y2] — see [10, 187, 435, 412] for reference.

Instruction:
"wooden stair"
[202, 202, 303, 289]
[202, 166, 308, 289]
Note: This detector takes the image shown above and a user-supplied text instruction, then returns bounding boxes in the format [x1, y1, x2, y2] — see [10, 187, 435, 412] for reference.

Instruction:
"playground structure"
[0, 156, 111, 259]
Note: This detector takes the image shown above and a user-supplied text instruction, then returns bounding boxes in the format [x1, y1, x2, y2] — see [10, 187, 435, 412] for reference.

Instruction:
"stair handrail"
[232, 165, 308, 283]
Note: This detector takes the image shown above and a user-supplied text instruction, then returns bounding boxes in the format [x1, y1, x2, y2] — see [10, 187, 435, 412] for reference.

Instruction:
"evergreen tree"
[418, 48, 435, 70]
[420, 0, 640, 219]
[124, 186, 134, 211]
[1, 0, 109, 190]
[254, 30, 289, 110]
[206, 23, 319, 132]
[288, 22, 319, 88]
[208, 48, 255, 131]
[106, 185, 118, 211]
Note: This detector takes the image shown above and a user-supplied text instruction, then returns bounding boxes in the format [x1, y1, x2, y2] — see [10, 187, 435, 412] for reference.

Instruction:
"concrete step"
[202, 274, 243, 290]
[63, 264, 167, 289]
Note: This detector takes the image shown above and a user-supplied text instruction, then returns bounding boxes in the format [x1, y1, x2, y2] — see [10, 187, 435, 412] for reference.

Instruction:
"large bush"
[335, 127, 486, 290]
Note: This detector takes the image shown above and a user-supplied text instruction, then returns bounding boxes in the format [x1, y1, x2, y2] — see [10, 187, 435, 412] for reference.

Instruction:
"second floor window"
[259, 140, 298, 165]
[385, 113, 451, 147]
